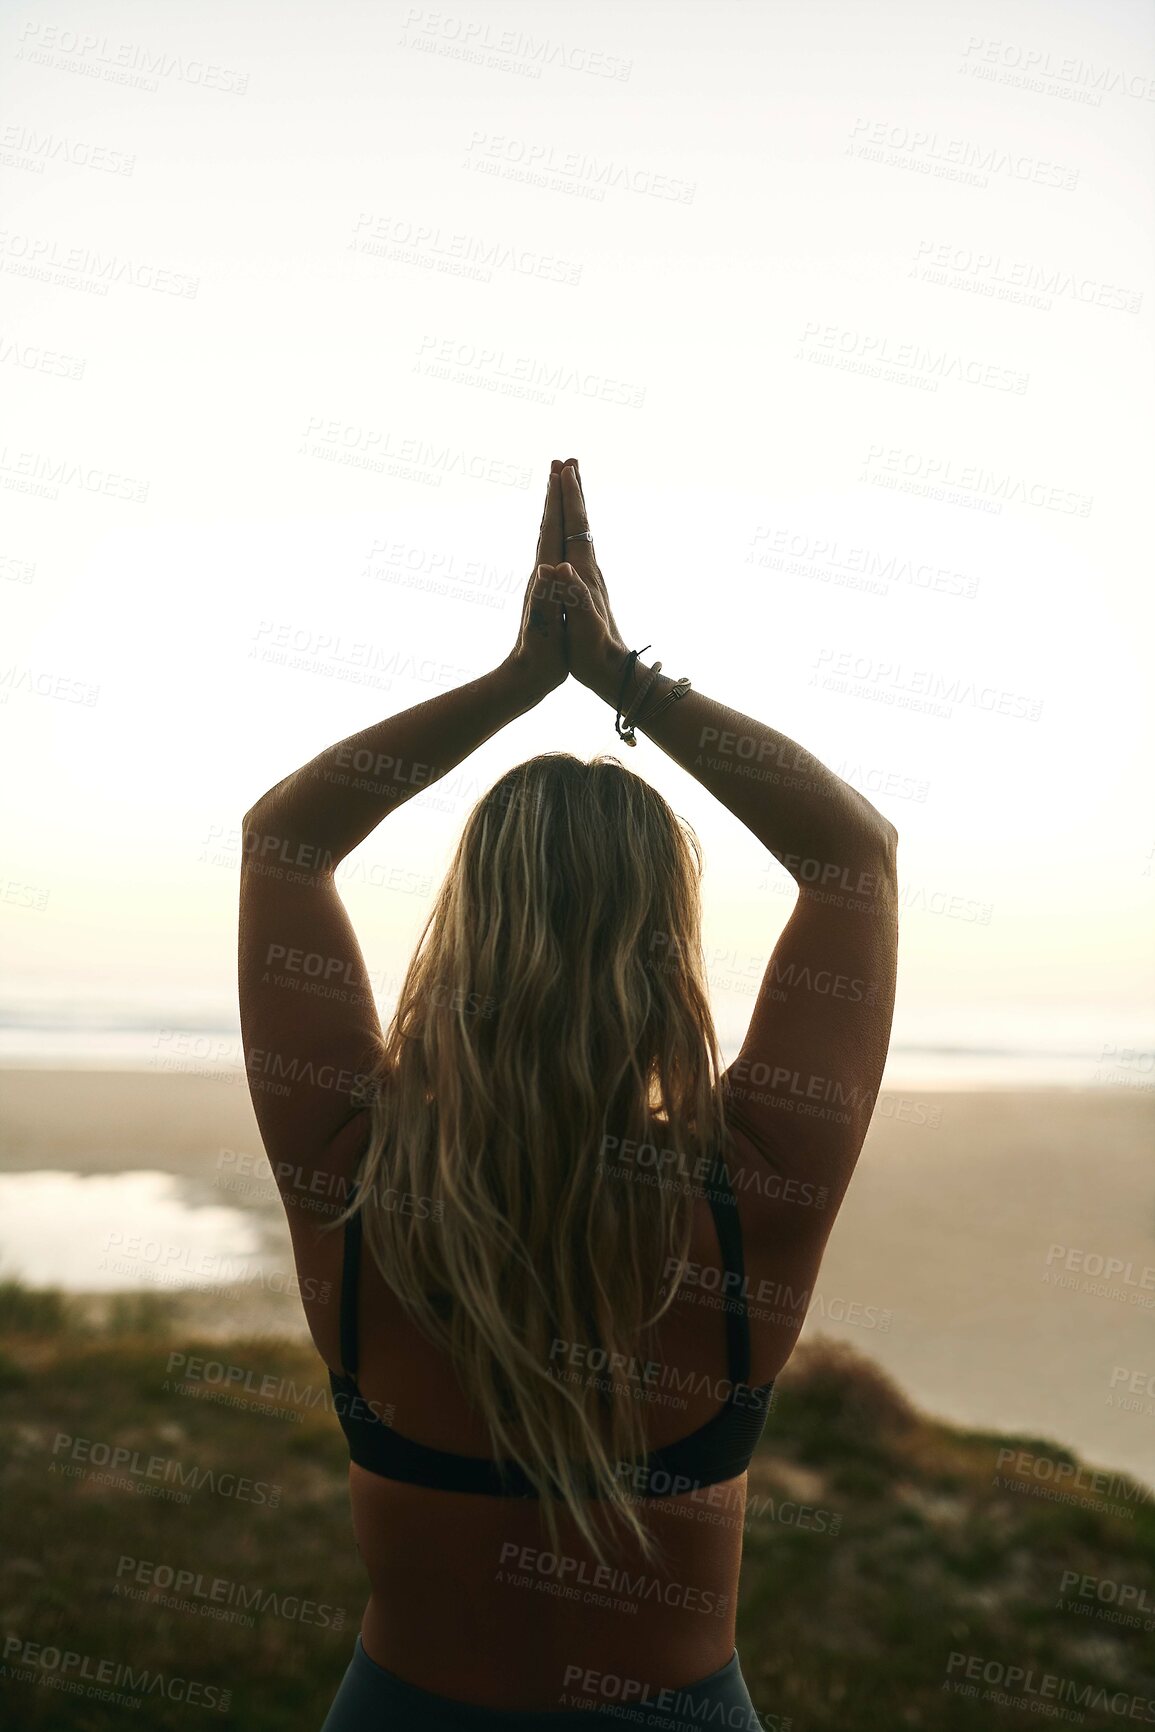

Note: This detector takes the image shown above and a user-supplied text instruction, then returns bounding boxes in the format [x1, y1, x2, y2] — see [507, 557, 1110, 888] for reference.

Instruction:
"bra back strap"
[701, 1152, 752, 1392]
[338, 1183, 363, 1380]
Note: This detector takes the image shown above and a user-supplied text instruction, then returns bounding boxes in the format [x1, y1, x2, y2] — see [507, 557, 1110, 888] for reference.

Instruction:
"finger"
[553, 560, 597, 626]
[530, 562, 555, 591]
[533, 468, 560, 568]
[559, 462, 598, 586]
[540, 466, 564, 568]
[528, 562, 565, 643]
[561, 459, 605, 591]
[525, 559, 550, 621]
[534, 471, 547, 568]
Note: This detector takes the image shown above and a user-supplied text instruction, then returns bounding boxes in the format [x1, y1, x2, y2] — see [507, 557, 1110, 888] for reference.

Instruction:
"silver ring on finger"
[564, 531, 593, 543]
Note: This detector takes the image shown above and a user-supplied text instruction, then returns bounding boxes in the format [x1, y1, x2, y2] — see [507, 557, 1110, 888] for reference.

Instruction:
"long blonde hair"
[331, 752, 730, 1567]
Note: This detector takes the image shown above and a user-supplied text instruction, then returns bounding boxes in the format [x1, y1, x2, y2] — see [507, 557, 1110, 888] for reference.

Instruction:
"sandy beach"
[1, 1068, 1152, 1487]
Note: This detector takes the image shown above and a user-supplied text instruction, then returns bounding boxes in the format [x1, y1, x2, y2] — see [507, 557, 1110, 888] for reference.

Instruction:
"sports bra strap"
[701, 1152, 752, 1391]
[338, 1182, 363, 1380]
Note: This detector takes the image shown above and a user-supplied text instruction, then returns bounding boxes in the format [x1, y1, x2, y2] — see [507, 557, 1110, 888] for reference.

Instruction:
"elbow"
[853, 812, 898, 885]
[241, 794, 279, 860]
[241, 806, 261, 864]
[844, 781, 897, 852]
[845, 790, 898, 877]
[877, 819, 899, 887]
[874, 809, 898, 850]
[243, 781, 285, 826]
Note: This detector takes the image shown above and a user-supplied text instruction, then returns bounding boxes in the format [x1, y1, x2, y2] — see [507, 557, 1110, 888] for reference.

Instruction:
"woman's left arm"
[243, 464, 568, 870]
[244, 659, 541, 872]
[237, 465, 568, 1210]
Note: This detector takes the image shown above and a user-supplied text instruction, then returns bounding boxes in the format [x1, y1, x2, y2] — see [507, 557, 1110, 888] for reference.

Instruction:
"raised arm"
[237, 464, 571, 1206]
[583, 654, 894, 879]
[555, 460, 898, 1247]
[556, 461, 894, 877]
[242, 466, 570, 871]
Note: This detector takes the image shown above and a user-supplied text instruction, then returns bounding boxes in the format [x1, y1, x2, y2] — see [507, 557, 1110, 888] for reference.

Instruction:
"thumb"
[532, 564, 566, 620]
[555, 563, 597, 624]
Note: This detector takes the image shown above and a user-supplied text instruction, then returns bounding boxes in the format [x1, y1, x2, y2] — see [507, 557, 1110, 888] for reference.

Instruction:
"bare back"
[290, 1111, 824, 1708]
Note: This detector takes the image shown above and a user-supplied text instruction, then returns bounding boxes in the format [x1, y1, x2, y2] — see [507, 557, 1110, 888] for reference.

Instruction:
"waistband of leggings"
[352, 1635, 746, 1726]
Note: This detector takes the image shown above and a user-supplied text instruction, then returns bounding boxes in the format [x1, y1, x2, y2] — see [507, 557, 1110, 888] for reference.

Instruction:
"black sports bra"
[327, 1155, 774, 1498]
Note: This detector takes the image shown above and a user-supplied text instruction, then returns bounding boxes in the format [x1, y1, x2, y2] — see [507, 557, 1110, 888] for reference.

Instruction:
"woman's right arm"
[589, 648, 900, 1223]
[556, 460, 899, 1244]
[557, 457, 895, 878]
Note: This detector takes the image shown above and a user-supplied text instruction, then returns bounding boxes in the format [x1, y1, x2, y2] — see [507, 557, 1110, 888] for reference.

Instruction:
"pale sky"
[2, 0, 1153, 1062]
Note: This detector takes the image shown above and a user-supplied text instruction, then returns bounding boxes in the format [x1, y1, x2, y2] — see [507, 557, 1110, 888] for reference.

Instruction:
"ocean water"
[0, 997, 1150, 1091]
[0, 1002, 1151, 1494]
[0, 1170, 265, 1291]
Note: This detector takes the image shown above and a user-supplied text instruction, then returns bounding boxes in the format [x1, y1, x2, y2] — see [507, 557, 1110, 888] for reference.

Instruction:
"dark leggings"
[319, 1636, 764, 1731]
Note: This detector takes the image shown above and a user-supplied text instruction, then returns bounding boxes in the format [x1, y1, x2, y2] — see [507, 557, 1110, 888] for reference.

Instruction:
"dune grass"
[0, 1278, 1152, 1730]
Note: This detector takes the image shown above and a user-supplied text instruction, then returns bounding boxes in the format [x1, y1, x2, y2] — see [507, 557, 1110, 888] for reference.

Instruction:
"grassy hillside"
[1, 1278, 1152, 1730]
